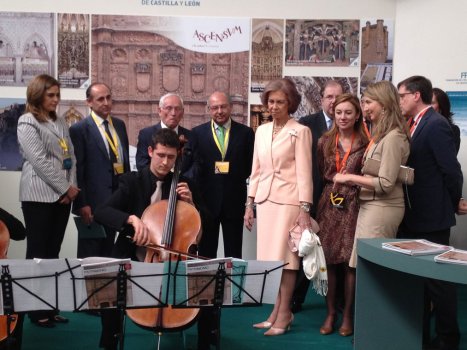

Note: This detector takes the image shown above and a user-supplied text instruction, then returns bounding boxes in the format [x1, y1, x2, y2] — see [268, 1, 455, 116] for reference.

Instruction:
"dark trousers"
[77, 226, 116, 258]
[398, 226, 460, 350]
[196, 212, 243, 349]
[198, 213, 243, 259]
[22, 201, 70, 322]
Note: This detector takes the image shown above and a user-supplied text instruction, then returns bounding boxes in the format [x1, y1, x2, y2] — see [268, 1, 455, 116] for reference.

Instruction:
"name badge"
[214, 161, 230, 174]
[113, 162, 124, 175]
[330, 192, 345, 209]
[62, 156, 72, 170]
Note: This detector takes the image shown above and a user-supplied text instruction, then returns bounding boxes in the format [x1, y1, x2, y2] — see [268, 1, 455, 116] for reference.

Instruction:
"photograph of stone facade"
[250, 19, 283, 93]
[250, 104, 272, 132]
[91, 15, 250, 146]
[285, 19, 360, 67]
[58, 13, 90, 89]
[0, 12, 55, 86]
[286, 76, 359, 118]
[360, 19, 394, 93]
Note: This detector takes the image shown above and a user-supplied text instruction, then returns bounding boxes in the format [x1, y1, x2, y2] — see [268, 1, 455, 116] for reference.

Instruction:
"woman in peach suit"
[244, 78, 317, 336]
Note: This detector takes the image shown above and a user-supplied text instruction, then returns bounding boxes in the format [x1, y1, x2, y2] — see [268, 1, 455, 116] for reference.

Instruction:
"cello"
[126, 137, 202, 331]
[0, 220, 18, 342]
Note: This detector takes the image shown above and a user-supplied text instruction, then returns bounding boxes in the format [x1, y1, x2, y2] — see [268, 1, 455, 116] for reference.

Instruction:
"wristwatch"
[299, 202, 311, 213]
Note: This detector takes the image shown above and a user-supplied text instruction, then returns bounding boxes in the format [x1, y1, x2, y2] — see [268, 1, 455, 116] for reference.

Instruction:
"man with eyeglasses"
[135, 93, 190, 171]
[397, 75, 465, 350]
[183, 91, 254, 350]
[291, 79, 344, 313]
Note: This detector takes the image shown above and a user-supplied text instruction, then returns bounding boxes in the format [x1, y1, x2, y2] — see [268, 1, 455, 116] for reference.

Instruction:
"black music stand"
[67, 258, 169, 350]
[165, 257, 285, 350]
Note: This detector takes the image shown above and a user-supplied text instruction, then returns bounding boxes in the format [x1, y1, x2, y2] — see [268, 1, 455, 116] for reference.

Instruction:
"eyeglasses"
[208, 104, 229, 112]
[398, 92, 415, 99]
[161, 106, 182, 112]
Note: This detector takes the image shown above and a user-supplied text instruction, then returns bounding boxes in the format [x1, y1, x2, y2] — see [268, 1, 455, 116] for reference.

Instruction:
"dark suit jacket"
[70, 115, 130, 214]
[402, 107, 463, 233]
[183, 119, 254, 219]
[299, 111, 328, 215]
[94, 167, 202, 259]
[135, 122, 191, 171]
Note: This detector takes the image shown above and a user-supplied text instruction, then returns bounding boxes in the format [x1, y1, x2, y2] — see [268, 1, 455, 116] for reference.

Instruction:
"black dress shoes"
[33, 318, 55, 328]
[53, 315, 69, 323]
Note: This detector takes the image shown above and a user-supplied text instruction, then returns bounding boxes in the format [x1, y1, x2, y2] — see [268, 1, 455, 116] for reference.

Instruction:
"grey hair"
[159, 93, 184, 108]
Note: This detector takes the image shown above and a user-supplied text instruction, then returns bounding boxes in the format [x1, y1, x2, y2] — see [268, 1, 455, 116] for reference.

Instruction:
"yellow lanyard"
[91, 111, 120, 162]
[58, 138, 69, 154]
[211, 120, 230, 160]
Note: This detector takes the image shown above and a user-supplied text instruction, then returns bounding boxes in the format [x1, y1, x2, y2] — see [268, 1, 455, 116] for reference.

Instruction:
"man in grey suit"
[135, 93, 190, 171]
[70, 82, 130, 258]
[292, 80, 343, 312]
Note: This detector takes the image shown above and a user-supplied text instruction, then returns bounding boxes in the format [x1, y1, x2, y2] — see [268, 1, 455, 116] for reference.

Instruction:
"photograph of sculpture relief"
[250, 19, 284, 93]
[57, 13, 90, 89]
[285, 76, 358, 119]
[0, 12, 54, 86]
[91, 15, 251, 146]
[285, 19, 360, 67]
[360, 19, 394, 93]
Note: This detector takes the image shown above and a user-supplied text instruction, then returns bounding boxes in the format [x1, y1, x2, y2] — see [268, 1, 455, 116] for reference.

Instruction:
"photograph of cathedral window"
[0, 12, 54, 86]
[58, 13, 90, 88]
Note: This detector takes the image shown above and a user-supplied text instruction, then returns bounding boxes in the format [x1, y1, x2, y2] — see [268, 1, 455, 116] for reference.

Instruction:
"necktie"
[217, 126, 225, 151]
[327, 119, 332, 130]
[103, 120, 117, 163]
[151, 180, 163, 204]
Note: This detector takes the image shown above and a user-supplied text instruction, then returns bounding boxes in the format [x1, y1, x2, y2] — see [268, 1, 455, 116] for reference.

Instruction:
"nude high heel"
[253, 321, 272, 329]
[263, 314, 294, 336]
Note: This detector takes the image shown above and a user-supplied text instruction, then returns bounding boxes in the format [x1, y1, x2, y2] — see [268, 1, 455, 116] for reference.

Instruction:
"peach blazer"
[248, 118, 313, 205]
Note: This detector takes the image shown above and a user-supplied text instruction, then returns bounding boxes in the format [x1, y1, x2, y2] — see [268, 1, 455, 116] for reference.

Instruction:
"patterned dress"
[316, 134, 367, 265]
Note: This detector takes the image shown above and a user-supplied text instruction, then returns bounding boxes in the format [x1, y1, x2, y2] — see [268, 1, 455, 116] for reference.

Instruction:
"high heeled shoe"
[319, 315, 336, 335]
[338, 325, 353, 337]
[263, 314, 294, 336]
[252, 321, 272, 329]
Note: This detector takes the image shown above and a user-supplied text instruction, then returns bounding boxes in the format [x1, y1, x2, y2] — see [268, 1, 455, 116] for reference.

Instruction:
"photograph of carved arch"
[285, 76, 359, 119]
[0, 12, 54, 86]
[91, 15, 251, 146]
[58, 13, 90, 88]
[250, 19, 284, 93]
[285, 19, 360, 67]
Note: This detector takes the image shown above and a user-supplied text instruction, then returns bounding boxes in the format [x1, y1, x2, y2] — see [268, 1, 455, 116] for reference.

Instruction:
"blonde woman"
[334, 81, 410, 267]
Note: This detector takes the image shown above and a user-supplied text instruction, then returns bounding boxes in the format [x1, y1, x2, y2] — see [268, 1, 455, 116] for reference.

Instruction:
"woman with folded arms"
[17, 74, 79, 327]
[333, 81, 410, 267]
[316, 94, 369, 337]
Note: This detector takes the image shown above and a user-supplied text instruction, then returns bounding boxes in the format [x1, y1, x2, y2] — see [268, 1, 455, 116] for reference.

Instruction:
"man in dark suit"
[70, 82, 130, 258]
[292, 80, 343, 312]
[183, 91, 254, 350]
[135, 93, 190, 171]
[397, 75, 465, 350]
[94, 129, 199, 349]
[184, 91, 254, 260]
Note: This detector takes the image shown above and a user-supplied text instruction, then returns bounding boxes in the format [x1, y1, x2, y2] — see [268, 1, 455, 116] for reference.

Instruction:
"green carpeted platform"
[20, 285, 467, 349]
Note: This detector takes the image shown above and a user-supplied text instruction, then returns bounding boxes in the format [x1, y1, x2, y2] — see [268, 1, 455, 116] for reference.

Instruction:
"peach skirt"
[256, 200, 300, 270]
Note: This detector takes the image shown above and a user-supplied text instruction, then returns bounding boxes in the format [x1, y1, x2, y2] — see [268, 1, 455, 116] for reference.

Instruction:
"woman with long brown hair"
[334, 81, 410, 268]
[316, 94, 369, 336]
